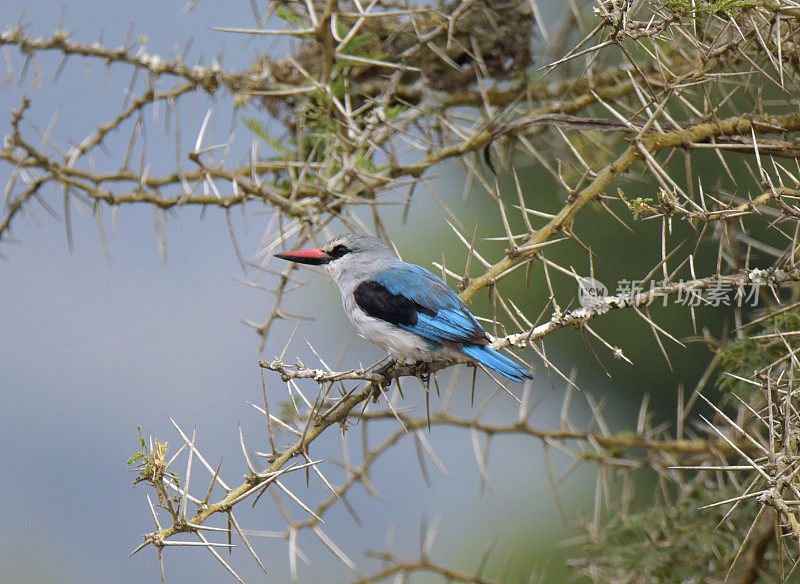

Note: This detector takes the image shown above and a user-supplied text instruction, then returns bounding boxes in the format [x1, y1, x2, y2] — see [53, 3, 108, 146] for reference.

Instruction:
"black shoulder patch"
[354, 280, 432, 326]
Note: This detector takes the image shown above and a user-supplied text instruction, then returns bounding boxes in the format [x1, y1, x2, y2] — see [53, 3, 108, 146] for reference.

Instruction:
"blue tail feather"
[461, 344, 532, 382]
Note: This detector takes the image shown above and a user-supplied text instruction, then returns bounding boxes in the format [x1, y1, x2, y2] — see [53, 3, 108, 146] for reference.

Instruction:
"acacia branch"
[139, 379, 376, 549]
[460, 112, 800, 302]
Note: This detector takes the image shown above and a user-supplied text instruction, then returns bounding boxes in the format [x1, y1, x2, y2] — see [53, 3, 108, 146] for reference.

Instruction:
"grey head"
[274, 233, 399, 285]
[324, 234, 393, 256]
[319, 234, 398, 285]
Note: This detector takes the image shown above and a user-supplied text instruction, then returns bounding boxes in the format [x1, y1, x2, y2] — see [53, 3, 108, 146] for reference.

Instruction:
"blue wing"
[370, 264, 488, 345]
[354, 263, 532, 381]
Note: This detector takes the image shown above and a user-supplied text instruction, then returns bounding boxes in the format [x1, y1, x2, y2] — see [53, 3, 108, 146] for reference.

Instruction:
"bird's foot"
[370, 359, 397, 402]
[414, 361, 432, 384]
[373, 359, 397, 379]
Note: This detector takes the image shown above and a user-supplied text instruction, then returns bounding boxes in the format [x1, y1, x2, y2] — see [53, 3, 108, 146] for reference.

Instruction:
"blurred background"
[0, 1, 729, 582]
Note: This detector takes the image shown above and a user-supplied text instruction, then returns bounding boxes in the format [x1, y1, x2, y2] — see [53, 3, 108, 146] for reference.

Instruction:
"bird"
[274, 234, 532, 382]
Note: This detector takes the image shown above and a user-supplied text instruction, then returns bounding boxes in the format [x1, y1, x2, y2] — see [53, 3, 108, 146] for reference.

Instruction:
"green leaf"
[340, 32, 375, 56]
[275, 6, 307, 28]
[384, 104, 405, 119]
[355, 149, 387, 173]
[330, 75, 347, 98]
[242, 117, 291, 155]
[617, 188, 654, 220]
[127, 451, 145, 465]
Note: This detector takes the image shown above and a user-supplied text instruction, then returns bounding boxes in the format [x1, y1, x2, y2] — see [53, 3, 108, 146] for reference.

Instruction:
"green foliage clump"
[617, 188, 655, 220]
[576, 482, 756, 584]
[127, 426, 179, 492]
[717, 308, 800, 397]
[661, 0, 759, 17]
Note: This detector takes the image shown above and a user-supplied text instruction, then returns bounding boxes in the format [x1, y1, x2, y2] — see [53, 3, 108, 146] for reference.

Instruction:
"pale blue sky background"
[0, 2, 607, 583]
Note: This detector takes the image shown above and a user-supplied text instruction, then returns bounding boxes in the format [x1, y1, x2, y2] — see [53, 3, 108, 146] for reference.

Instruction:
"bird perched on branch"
[275, 234, 532, 382]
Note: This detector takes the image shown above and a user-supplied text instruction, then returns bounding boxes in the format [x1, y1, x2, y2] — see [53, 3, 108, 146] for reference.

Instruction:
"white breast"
[342, 293, 437, 361]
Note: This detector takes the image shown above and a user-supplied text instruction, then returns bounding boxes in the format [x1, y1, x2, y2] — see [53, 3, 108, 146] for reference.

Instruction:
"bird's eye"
[328, 244, 350, 259]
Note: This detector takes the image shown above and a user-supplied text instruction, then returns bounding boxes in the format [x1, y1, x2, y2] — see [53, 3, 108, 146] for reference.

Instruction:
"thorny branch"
[6, 0, 800, 580]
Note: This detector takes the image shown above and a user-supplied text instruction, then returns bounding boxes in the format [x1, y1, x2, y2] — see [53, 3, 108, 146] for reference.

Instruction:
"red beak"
[274, 247, 332, 266]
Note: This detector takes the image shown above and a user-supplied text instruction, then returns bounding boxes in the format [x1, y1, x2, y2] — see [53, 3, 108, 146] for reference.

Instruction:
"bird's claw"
[370, 359, 396, 402]
[373, 359, 397, 379]
[414, 360, 432, 384]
